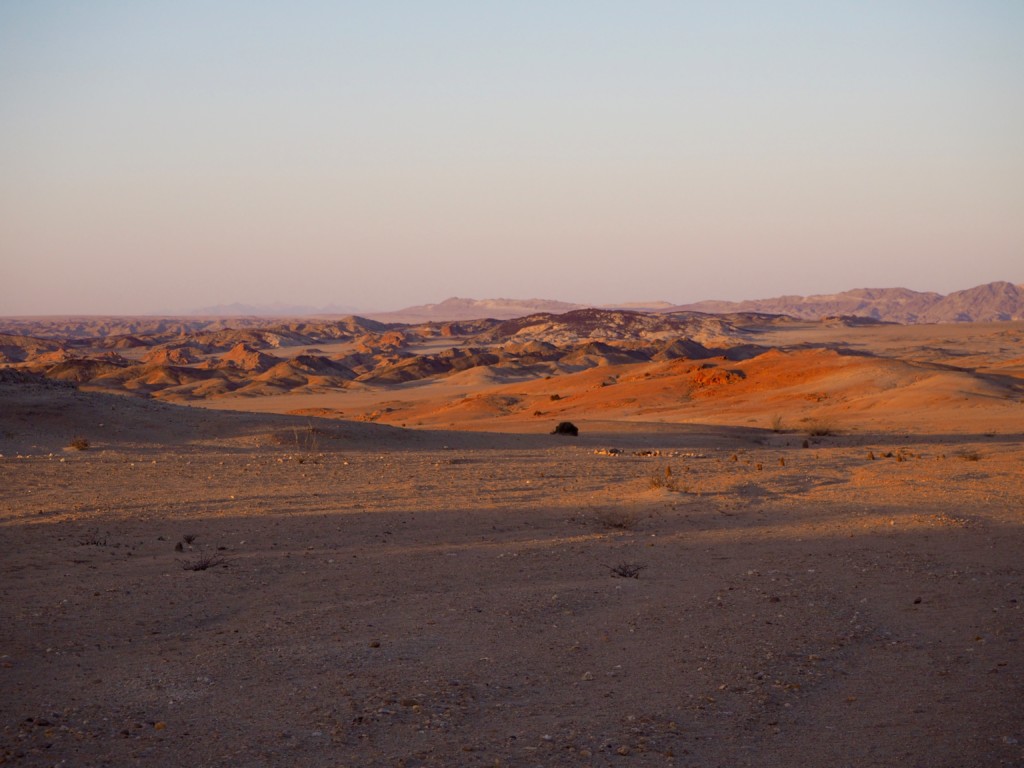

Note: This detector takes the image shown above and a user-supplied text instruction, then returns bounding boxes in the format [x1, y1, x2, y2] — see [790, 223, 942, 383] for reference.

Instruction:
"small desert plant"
[806, 421, 835, 437]
[180, 553, 230, 571]
[292, 422, 321, 459]
[649, 468, 685, 492]
[182, 533, 197, 545]
[68, 437, 90, 450]
[956, 450, 982, 461]
[549, 394, 562, 401]
[649, 474, 669, 490]
[607, 562, 647, 579]
[551, 421, 579, 436]
[770, 415, 785, 433]
[79, 535, 107, 546]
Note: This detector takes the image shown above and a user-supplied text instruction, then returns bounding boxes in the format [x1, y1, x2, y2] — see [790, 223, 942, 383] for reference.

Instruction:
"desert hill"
[0, 368, 410, 456]
[0, 332, 66, 363]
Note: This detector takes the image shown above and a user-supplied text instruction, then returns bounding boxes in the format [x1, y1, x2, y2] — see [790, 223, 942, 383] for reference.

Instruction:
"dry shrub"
[595, 509, 639, 530]
[607, 562, 647, 579]
[180, 553, 230, 571]
[649, 470, 687, 493]
[806, 421, 836, 437]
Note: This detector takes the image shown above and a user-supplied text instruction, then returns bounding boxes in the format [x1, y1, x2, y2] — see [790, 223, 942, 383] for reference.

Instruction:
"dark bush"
[551, 421, 579, 436]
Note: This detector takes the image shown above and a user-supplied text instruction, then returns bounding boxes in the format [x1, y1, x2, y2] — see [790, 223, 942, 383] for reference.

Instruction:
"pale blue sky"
[1, 1, 1022, 314]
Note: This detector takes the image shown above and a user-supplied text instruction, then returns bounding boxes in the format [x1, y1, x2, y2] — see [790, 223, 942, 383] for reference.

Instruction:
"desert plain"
[1, 310, 1023, 767]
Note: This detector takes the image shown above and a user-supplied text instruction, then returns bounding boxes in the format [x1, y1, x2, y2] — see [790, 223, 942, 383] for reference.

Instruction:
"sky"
[1, 1, 1022, 315]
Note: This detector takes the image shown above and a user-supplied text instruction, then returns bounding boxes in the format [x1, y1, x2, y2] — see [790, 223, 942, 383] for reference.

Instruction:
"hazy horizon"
[3, 2, 1022, 315]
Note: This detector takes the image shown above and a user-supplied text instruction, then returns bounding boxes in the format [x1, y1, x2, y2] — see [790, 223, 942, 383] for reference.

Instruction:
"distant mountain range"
[189, 302, 361, 317]
[187, 281, 1023, 325]
[368, 282, 1023, 324]
[668, 281, 1024, 324]
[364, 297, 588, 323]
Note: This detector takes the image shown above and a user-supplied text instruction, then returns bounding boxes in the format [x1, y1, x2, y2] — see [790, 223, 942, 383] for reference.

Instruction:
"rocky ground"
[1, 374, 1022, 766]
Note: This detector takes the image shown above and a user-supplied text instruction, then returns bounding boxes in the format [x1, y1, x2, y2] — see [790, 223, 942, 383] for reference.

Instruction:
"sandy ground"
[2, 326, 1024, 767]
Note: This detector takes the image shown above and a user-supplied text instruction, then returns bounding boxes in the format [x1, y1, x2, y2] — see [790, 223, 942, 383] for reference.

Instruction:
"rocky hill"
[0, 309, 762, 401]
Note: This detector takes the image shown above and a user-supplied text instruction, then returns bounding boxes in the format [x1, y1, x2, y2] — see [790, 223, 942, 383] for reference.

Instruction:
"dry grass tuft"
[595, 509, 640, 530]
[649, 469, 688, 493]
[607, 562, 647, 579]
[805, 421, 836, 437]
[180, 553, 230, 571]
